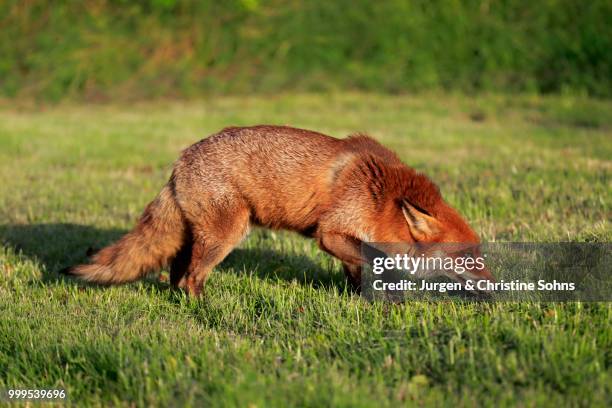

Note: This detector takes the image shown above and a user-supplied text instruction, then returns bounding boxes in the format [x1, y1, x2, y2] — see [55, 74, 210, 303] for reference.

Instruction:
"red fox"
[69, 125, 494, 295]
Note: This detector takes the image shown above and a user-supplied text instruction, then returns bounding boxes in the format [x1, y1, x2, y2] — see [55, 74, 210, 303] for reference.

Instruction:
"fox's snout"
[446, 263, 496, 294]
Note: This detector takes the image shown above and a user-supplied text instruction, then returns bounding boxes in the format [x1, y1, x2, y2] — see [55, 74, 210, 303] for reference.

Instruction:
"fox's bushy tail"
[69, 183, 185, 284]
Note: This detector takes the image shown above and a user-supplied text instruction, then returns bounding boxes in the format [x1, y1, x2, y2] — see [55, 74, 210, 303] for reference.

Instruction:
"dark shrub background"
[1, 0, 610, 100]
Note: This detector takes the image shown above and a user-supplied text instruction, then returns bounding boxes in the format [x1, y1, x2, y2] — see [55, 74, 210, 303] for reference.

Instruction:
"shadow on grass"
[221, 247, 347, 291]
[0, 223, 124, 278]
[0, 223, 346, 292]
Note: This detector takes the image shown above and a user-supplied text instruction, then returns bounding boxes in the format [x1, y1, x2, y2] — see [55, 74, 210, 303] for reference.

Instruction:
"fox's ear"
[401, 199, 440, 241]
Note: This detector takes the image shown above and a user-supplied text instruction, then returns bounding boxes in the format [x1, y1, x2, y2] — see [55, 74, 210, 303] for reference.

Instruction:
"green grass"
[0, 93, 610, 406]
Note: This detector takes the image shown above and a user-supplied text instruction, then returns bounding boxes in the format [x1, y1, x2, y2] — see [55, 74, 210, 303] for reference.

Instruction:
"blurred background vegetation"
[1, 0, 610, 101]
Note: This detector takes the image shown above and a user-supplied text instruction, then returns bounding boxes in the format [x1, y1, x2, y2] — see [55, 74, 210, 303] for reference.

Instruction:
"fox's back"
[175, 126, 350, 230]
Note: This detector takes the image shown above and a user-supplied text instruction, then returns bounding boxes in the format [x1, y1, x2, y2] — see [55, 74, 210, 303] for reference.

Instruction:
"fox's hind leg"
[180, 206, 250, 296]
[169, 239, 192, 288]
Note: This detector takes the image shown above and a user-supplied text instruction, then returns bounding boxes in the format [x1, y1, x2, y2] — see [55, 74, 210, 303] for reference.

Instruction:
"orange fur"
[70, 125, 491, 295]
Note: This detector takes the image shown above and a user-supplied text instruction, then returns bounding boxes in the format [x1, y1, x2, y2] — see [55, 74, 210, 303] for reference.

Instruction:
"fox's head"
[369, 169, 496, 288]
[397, 198, 496, 288]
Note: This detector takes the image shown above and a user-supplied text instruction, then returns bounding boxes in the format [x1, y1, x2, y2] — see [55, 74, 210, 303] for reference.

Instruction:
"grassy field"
[0, 93, 610, 406]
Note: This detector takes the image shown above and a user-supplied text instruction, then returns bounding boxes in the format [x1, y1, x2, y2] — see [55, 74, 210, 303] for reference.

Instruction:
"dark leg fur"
[317, 231, 364, 293]
[170, 240, 192, 288]
[342, 263, 362, 293]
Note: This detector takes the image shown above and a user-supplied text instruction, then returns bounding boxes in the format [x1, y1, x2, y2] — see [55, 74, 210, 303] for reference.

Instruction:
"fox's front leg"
[317, 231, 364, 291]
[342, 263, 362, 292]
